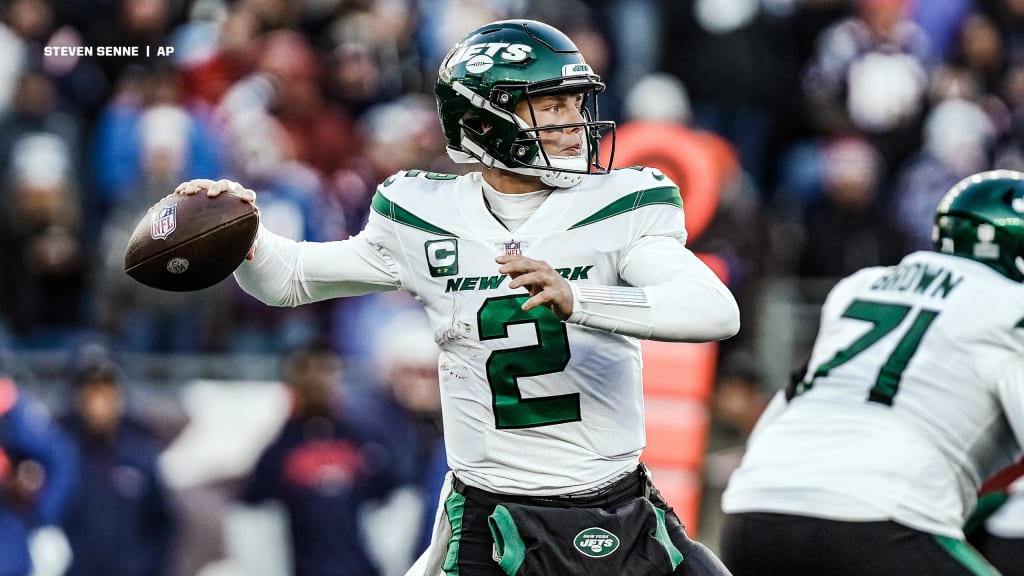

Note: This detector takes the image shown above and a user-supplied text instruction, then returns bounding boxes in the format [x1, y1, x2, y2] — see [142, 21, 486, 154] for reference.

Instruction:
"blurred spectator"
[92, 65, 223, 229]
[0, 69, 82, 193]
[659, 0, 799, 185]
[240, 342, 402, 576]
[58, 346, 177, 576]
[5, 0, 53, 49]
[352, 309, 444, 563]
[177, 5, 260, 106]
[589, 0, 660, 98]
[103, 0, 177, 84]
[894, 97, 995, 251]
[993, 64, 1024, 171]
[324, 2, 421, 115]
[0, 21, 28, 116]
[256, 29, 362, 177]
[937, 11, 1009, 100]
[0, 130, 86, 347]
[0, 374, 78, 576]
[986, 0, 1024, 63]
[359, 93, 447, 186]
[797, 136, 908, 289]
[802, 0, 932, 175]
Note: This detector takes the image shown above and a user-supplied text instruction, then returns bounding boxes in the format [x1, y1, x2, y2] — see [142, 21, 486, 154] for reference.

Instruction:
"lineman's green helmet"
[933, 169, 1024, 281]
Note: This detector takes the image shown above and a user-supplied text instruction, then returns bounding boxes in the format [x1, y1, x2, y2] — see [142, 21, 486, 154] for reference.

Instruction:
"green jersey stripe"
[371, 191, 456, 236]
[568, 186, 682, 230]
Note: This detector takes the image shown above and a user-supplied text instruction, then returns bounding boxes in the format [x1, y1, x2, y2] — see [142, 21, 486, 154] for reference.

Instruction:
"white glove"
[28, 525, 72, 576]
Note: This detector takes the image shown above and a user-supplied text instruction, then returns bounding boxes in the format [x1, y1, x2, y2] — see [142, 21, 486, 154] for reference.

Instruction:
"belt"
[453, 465, 651, 509]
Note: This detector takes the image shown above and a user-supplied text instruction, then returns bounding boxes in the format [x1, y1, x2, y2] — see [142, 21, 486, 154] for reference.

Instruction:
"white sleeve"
[565, 235, 740, 342]
[233, 224, 400, 307]
[995, 360, 1024, 451]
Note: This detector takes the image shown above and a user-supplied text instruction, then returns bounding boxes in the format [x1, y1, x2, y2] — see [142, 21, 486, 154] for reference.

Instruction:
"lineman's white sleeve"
[233, 225, 400, 307]
[566, 235, 740, 342]
[995, 360, 1024, 450]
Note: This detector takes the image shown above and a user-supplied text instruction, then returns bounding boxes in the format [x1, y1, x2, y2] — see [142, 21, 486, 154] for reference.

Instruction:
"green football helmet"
[933, 169, 1024, 281]
[435, 19, 615, 188]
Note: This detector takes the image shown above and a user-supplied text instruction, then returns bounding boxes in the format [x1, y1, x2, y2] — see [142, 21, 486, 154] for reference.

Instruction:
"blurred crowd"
[0, 0, 1021, 363]
[0, 315, 445, 576]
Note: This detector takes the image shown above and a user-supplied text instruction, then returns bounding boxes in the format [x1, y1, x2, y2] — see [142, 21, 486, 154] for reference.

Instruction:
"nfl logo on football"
[151, 204, 177, 240]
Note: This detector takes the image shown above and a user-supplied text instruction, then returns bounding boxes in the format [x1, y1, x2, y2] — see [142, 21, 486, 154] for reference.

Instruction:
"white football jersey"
[723, 250, 1024, 538]
[360, 168, 686, 495]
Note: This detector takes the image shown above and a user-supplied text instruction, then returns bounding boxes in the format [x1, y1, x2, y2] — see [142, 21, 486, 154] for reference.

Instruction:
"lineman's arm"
[234, 225, 400, 307]
[996, 360, 1024, 453]
[567, 235, 740, 342]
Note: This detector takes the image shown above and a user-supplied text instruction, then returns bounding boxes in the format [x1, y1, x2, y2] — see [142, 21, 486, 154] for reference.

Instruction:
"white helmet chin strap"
[452, 132, 589, 189]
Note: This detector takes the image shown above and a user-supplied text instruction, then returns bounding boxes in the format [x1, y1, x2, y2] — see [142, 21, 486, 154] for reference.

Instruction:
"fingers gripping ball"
[124, 191, 259, 292]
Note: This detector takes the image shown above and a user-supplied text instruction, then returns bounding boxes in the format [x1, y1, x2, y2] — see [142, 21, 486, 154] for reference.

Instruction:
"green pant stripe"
[933, 535, 1001, 576]
[443, 489, 466, 575]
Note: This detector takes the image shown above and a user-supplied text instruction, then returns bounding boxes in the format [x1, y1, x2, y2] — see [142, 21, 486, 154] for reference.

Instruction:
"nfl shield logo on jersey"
[504, 241, 521, 256]
[151, 204, 177, 240]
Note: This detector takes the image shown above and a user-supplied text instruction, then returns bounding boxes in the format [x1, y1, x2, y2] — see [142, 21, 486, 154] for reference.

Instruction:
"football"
[124, 191, 259, 292]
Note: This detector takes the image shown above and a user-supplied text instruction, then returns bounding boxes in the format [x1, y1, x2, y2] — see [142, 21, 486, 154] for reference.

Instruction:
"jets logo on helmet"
[448, 43, 534, 74]
[933, 169, 1024, 281]
[435, 19, 616, 188]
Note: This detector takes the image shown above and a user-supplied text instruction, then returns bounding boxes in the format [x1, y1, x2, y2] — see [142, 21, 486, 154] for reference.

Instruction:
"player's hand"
[175, 178, 260, 260]
[175, 178, 256, 202]
[497, 254, 573, 320]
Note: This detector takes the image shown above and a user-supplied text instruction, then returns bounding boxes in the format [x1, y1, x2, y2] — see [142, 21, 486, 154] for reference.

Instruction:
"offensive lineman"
[178, 19, 738, 576]
[720, 170, 1024, 575]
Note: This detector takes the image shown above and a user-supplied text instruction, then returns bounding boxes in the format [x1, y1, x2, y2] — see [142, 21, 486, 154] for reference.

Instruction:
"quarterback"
[720, 170, 1024, 575]
[179, 19, 738, 576]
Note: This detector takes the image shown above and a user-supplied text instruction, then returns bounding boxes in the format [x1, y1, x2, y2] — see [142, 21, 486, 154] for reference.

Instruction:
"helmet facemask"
[447, 79, 615, 188]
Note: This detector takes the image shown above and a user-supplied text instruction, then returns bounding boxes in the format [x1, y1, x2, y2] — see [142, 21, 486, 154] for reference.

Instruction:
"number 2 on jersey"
[804, 300, 939, 405]
[478, 295, 580, 429]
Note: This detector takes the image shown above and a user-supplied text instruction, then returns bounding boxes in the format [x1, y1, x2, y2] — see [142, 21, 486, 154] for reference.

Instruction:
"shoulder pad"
[613, 165, 675, 186]
[381, 169, 460, 188]
[574, 166, 680, 200]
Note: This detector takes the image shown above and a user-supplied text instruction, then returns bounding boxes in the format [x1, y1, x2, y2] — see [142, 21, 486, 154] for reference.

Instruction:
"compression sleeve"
[565, 235, 739, 342]
[233, 224, 401, 307]
[995, 360, 1024, 452]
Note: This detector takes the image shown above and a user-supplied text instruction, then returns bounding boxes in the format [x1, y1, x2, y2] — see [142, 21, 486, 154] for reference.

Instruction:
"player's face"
[515, 92, 586, 158]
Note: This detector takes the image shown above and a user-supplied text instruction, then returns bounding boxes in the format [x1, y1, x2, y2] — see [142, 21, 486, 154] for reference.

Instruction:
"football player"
[178, 19, 739, 576]
[719, 170, 1024, 575]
